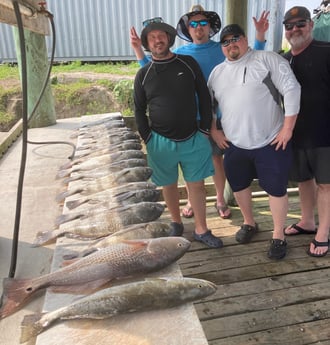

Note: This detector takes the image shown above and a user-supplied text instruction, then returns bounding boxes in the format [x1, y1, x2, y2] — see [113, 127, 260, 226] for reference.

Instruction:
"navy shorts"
[223, 142, 292, 197]
[146, 131, 214, 186]
[289, 147, 330, 184]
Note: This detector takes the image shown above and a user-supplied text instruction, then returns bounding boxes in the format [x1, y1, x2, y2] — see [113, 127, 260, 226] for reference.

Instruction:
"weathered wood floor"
[172, 194, 330, 345]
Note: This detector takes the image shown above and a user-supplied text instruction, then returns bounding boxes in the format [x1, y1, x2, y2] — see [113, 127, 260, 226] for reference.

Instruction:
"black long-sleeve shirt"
[134, 54, 212, 143]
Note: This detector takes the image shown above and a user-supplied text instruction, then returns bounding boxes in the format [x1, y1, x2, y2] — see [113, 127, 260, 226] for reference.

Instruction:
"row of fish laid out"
[0, 114, 217, 342]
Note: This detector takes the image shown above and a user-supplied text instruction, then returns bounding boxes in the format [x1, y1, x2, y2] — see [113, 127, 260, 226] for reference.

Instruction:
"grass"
[0, 61, 139, 79]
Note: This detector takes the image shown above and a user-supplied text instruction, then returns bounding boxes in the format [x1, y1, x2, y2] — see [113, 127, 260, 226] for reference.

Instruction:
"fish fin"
[54, 212, 82, 227]
[0, 278, 37, 319]
[55, 168, 72, 179]
[20, 313, 46, 343]
[121, 239, 149, 249]
[65, 198, 88, 210]
[55, 188, 81, 203]
[49, 279, 109, 294]
[60, 258, 80, 267]
[32, 229, 62, 247]
[62, 250, 81, 260]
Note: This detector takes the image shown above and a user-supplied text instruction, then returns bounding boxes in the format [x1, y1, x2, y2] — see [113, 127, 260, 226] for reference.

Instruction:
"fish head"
[174, 277, 217, 301]
[135, 189, 160, 202]
[146, 222, 171, 237]
[146, 237, 191, 263]
[133, 202, 165, 221]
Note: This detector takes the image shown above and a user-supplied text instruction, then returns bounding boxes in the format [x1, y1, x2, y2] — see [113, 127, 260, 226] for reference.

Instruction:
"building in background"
[0, 0, 285, 63]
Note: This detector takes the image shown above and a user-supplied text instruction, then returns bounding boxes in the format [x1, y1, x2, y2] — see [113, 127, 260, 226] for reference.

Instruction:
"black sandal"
[307, 239, 329, 257]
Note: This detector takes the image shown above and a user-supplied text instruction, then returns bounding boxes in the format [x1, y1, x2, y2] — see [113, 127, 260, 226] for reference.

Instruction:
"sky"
[285, 0, 322, 15]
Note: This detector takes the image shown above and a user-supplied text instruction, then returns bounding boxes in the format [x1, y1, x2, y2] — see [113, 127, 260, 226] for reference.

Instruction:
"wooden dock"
[174, 194, 330, 345]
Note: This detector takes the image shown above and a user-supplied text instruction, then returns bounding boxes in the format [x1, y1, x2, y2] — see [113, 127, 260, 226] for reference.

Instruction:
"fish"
[62, 221, 171, 259]
[73, 141, 142, 160]
[56, 166, 153, 202]
[56, 149, 145, 178]
[62, 158, 147, 184]
[0, 237, 191, 319]
[20, 277, 215, 343]
[65, 181, 158, 210]
[33, 202, 165, 246]
[56, 189, 161, 226]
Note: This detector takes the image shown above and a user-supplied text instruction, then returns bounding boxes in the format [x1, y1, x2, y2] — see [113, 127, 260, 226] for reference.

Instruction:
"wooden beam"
[0, 0, 50, 35]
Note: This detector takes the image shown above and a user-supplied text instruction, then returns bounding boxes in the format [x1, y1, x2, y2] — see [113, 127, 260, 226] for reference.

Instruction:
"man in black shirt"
[134, 19, 222, 248]
[282, 6, 330, 257]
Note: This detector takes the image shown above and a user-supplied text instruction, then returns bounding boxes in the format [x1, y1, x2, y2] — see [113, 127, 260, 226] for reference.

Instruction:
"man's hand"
[253, 10, 270, 42]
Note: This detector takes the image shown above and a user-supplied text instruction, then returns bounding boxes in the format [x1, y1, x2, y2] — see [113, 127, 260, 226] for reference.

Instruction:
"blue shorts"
[223, 142, 292, 197]
[290, 147, 330, 184]
[146, 131, 214, 186]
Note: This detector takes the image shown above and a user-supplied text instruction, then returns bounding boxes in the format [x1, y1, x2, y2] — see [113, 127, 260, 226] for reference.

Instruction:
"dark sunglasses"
[221, 35, 241, 47]
[284, 20, 309, 31]
[143, 17, 163, 27]
[188, 20, 209, 28]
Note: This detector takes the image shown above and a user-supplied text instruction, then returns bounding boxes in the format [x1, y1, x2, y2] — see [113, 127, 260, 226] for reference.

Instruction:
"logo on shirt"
[177, 72, 184, 76]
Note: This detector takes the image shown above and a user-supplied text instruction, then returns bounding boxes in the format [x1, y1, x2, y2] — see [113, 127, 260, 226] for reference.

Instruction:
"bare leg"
[213, 155, 231, 218]
[285, 179, 317, 234]
[162, 183, 181, 224]
[185, 180, 208, 234]
[269, 194, 288, 240]
[234, 187, 255, 226]
[309, 183, 330, 255]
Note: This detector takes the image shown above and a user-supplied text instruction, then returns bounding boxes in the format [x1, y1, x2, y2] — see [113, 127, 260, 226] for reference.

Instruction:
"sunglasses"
[221, 35, 241, 47]
[143, 17, 163, 27]
[188, 20, 209, 28]
[284, 20, 309, 31]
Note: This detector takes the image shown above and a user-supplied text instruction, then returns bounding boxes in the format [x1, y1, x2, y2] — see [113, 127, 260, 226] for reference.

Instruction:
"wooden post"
[13, 27, 56, 128]
[225, 0, 248, 31]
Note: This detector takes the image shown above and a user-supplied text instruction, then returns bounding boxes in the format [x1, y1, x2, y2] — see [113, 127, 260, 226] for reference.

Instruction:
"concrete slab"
[0, 114, 208, 345]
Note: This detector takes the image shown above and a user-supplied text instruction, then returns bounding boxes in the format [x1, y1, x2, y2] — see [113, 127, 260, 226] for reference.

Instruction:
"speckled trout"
[20, 277, 216, 343]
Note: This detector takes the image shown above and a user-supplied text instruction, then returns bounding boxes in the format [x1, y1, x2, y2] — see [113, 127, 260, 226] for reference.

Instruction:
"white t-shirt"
[208, 48, 301, 149]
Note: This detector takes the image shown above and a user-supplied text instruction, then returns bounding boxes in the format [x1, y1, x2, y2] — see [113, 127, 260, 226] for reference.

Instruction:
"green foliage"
[52, 81, 92, 105]
[113, 79, 134, 115]
[0, 63, 20, 79]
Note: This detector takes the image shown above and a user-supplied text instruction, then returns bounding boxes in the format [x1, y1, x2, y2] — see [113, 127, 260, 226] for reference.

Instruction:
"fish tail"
[62, 175, 82, 184]
[32, 229, 62, 247]
[0, 278, 36, 319]
[55, 168, 73, 179]
[65, 198, 87, 210]
[20, 313, 46, 343]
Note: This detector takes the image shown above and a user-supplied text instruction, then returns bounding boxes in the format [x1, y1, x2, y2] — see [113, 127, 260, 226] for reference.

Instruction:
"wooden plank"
[0, 1, 50, 35]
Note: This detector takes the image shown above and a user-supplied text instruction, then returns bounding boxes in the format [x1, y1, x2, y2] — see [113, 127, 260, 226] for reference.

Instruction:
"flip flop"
[307, 239, 330, 257]
[181, 205, 194, 218]
[284, 223, 317, 236]
[214, 203, 231, 219]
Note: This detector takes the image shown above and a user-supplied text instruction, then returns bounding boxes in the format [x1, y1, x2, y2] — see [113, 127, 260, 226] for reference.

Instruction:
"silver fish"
[0, 237, 191, 319]
[62, 221, 171, 259]
[65, 181, 157, 210]
[33, 202, 165, 246]
[56, 166, 152, 202]
[56, 189, 161, 226]
[62, 158, 147, 184]
[20, 277, 215, 343]
[57, 150, 145, 179]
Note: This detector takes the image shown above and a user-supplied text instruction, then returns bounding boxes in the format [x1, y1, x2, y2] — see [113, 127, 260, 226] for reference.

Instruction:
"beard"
[287, 31, 311, 51]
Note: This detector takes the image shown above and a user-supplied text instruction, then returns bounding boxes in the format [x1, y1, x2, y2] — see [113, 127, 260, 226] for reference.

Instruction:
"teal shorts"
[146, 131, 214, 186]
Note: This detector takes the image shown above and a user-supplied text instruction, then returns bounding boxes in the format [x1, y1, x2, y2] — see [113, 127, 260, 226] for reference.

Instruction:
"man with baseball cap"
[134, 20, 223, 248]
[282, 7, 330, 258]
[208, 23, 301, 259]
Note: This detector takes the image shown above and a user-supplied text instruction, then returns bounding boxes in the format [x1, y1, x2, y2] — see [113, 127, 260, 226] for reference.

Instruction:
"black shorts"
[289, 147, 330, 184]
[224, 142, 292, 197]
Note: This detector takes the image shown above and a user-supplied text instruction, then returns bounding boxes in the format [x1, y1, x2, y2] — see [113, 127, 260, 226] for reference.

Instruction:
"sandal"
[169, 222, 184, 237]
[284, 223, 317, 236]
[214, 203, 231, 219]
[307, 239, 330, 257]
[194, 230, 223, 248]
[181, 205, 194, 218]
[235, 223, 258, 244]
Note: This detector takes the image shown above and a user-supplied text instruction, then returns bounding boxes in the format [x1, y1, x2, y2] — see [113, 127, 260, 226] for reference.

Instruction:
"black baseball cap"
[220, 24, 245, 43]
[283, 6, 311, 24]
